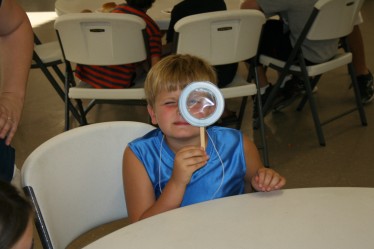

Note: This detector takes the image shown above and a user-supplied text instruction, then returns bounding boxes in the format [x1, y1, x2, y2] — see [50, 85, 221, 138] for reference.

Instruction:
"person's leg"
[348, 23, 373, 104]
[252, 19, 295, 126]
[215, 63, 239, 88]
[348, 25, 369, 76]
[257, 20, 291, 87]
[0, 138, 15, 182]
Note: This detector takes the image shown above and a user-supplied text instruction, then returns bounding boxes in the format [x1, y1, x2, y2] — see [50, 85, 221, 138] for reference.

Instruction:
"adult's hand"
[0, 93, 23, 145]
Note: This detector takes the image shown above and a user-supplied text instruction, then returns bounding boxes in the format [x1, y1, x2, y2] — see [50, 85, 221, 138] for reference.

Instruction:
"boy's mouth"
[173, 121, 190, 126]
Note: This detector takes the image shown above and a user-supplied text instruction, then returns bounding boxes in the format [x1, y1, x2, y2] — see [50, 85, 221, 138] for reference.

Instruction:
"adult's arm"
[0, 0, 33, 144]
[240, 0, 262, 11]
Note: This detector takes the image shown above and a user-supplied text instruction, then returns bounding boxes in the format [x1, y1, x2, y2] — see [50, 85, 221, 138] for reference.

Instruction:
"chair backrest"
[21, 121, 155, 249]
[54, 13, 147, 65]
[308, 0, 365, 40]
[173, 9, 266, 66]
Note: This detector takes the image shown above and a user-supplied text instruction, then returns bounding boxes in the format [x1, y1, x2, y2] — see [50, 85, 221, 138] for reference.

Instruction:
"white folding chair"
[260, 0, 367, 146]
[54, 13, 149, 131]
[21, 121, 155, 249]
[32, 33, 83, 124]
[173, 10, 269, 166]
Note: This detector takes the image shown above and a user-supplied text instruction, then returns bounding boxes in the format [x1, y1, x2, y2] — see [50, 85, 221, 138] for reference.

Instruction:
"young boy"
[122, 54, 286, 223]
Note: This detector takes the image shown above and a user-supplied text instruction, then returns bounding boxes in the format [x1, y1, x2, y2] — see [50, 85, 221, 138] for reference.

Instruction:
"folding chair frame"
[32, 33, 85, 125]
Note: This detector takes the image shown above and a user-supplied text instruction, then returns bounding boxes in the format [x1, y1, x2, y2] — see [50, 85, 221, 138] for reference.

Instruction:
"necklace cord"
[158, 131, 225, 200]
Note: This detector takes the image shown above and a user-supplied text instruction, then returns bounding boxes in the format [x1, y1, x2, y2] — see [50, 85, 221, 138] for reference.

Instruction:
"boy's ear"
[147, 104, 158, 125]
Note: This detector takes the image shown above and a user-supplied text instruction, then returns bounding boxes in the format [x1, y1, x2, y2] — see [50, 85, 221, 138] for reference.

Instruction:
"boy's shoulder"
[130, 127, 160, 144]
[207, 126, 243, 139]
[208, 125, 240, 133]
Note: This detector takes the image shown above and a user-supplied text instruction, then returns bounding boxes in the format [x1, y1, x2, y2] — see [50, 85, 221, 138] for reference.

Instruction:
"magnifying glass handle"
[200, 127, 206, 150]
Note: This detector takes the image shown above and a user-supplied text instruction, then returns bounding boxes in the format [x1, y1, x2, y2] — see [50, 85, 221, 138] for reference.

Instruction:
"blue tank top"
[128, 126, 246, 207]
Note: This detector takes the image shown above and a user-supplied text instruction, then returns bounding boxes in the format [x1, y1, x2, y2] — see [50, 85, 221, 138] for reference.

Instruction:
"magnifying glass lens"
[186, 88, 217, 119]
[179, 81, 224, 127]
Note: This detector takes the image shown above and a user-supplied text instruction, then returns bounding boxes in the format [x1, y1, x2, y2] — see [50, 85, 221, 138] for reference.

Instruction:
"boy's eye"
[187, 99, 198, 106]
[164, 101, 177, 106]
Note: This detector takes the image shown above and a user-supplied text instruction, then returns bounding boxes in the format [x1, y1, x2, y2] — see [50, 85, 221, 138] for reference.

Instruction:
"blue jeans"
[0, 138, 15, 182]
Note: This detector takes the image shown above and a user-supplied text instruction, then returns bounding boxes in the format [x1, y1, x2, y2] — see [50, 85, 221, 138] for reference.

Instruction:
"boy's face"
[147, 88, 200, 139]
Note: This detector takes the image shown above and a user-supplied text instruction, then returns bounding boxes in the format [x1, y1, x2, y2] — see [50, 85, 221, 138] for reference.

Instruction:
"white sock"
[260, 84, 269, 95]
[280, 75, 292, 88]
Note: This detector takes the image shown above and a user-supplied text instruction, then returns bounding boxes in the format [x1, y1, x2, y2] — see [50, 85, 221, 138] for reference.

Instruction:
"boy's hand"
[251, 168, 286, 192]
[170, 146, 209, 187]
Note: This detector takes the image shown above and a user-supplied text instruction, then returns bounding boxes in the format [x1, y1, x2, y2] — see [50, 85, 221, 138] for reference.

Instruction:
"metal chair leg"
[298, 54, 326, 146]
[347, 62, 368, 126]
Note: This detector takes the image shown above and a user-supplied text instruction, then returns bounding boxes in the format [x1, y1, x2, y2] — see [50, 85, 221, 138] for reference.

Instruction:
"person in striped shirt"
[75, 0, 162, 89]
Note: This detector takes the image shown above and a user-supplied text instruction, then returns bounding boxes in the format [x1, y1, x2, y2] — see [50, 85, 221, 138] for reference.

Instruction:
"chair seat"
[220, 73, 257, 99]
[69, 79, 146, 100]
[32, 41, 63, 64]
[260, 52, 352, 77]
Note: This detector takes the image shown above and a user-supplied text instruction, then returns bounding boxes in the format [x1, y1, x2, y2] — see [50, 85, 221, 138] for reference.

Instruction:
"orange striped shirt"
[75, 4, 162, 88]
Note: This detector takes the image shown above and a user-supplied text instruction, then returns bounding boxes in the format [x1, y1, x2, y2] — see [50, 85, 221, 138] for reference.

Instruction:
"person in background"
[122, 54, 286, 223]
[166, 0, 238, 121]
[0, 180, 34, 249]
[74, 0, 162, 89]
[0, 0, 33, 145]
[0, 0, 33, 182]
[240, 0, 372, 124]
[348, 21, 373, 104]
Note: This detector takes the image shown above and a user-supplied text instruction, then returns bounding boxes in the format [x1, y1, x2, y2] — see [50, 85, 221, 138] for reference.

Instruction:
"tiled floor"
[14, 0, 374, 248]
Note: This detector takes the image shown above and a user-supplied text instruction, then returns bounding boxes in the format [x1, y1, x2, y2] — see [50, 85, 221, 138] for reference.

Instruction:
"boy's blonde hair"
[144, 54, 217, 107]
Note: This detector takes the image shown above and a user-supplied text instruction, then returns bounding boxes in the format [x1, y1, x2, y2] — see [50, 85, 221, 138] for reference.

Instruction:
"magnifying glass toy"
[178, 81, 225, 149]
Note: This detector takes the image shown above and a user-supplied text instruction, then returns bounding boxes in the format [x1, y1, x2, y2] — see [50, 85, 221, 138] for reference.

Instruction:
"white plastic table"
[83, 187, 374, 249]
[54, 0, 242, 30]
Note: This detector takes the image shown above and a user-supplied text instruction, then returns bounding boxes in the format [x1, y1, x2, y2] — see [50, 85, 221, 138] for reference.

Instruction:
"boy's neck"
[164, 134, 205, 153]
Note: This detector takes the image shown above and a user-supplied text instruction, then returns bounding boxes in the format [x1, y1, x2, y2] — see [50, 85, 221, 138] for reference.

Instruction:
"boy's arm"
[242, 135, 286, 192]
[123, 146, 186, 223]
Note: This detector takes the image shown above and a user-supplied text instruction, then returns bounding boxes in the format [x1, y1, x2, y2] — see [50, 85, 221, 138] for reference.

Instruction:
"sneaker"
[272, 77, 303, 111]
[296, 77, 318, 94]
[252, 84, 273, 129]
[357, 71, 374, 104]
